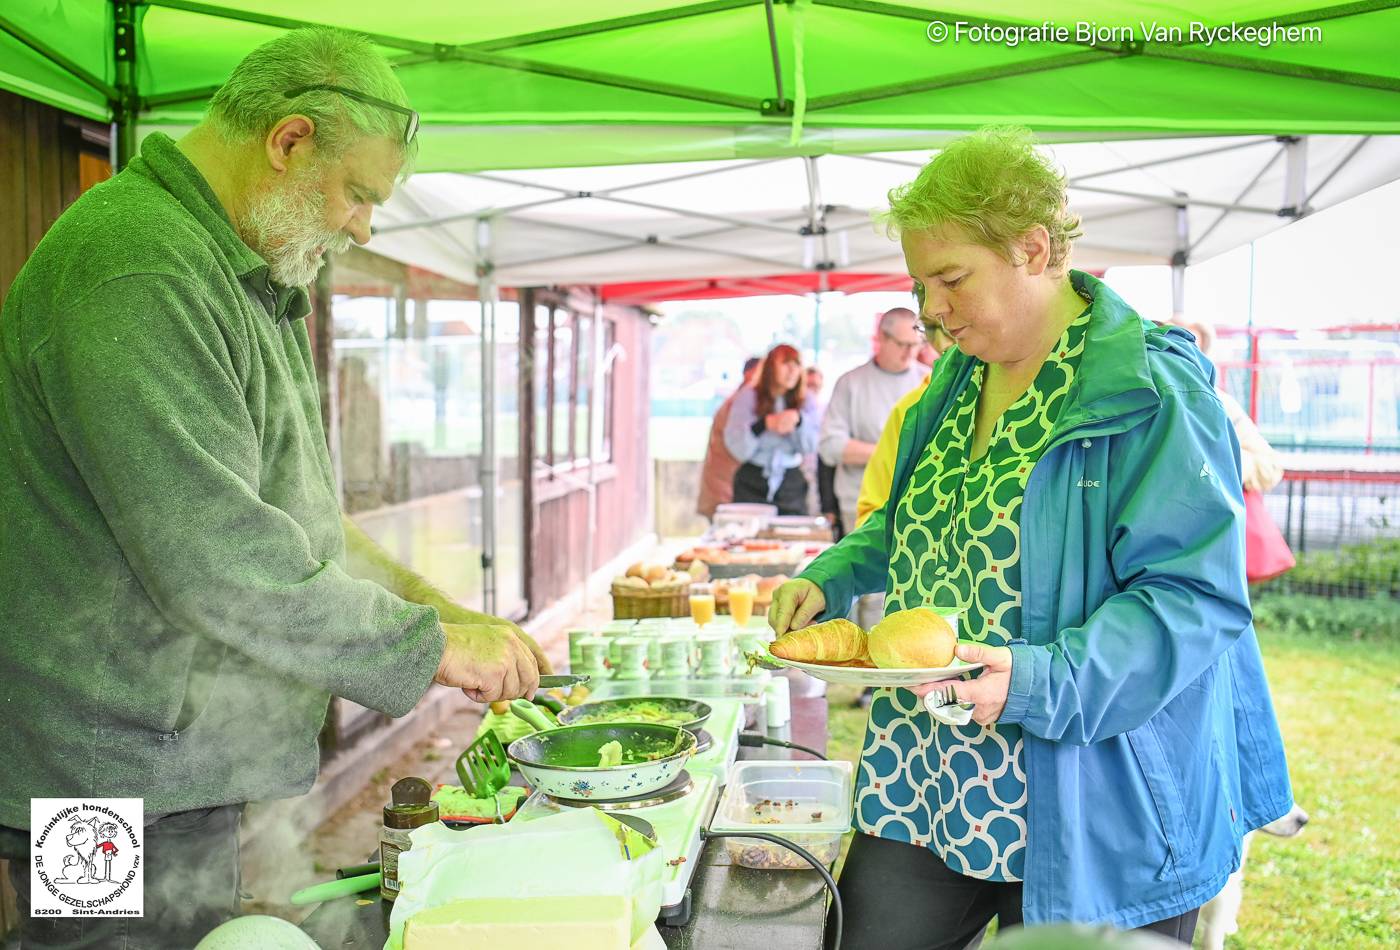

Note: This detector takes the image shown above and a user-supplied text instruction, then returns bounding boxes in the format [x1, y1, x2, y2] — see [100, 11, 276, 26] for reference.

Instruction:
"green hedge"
[1252, 593, 1400, 643]
[1255, 537, 1400, 599]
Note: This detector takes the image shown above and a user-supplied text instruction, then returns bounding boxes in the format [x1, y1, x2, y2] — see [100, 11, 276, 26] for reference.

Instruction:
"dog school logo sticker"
[30, 799, 143, 917]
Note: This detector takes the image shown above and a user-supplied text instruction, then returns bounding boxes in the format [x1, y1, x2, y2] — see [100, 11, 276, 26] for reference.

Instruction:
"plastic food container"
[710, 760, 853, 870]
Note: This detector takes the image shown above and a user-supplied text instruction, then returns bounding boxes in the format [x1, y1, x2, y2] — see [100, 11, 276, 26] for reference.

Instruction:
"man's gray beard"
[240, 170, 350, 287]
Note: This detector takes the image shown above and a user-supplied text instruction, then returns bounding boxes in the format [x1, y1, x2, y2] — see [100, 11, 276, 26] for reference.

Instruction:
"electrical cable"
[738, 732, 828, 760]
[700, 830, 842, 950]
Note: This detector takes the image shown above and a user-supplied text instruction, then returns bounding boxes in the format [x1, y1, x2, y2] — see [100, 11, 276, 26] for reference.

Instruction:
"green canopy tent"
[4, 0, 1400, 171]
[5, 0, 1398, 608]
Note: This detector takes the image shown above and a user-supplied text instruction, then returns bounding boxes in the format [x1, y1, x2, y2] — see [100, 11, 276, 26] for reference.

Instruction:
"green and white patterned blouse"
[853, 304, 1092, 882]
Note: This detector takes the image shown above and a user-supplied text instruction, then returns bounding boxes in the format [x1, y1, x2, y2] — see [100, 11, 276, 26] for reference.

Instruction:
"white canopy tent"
[365, 133, 1400, 305]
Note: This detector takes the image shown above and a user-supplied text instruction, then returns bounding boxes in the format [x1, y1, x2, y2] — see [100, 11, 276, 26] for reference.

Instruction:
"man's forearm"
[842, 439, 877, 466]
[341, 515, 553, 674]
[342, 514, 457, 615]
[342, 514, 518, 625]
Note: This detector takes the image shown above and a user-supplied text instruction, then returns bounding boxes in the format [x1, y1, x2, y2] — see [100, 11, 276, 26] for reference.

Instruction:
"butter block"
[404, 894, 631, 950]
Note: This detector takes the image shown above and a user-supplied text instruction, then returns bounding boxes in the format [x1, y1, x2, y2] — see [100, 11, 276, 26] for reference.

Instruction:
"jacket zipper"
[1017, 412, 1149, 920]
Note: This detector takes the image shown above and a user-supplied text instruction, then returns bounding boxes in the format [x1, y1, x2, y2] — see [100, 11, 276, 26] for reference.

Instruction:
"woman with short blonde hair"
[772, 128, 1291, 947]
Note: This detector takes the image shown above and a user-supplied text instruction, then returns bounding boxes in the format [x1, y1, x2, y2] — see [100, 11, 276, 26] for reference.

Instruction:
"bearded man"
[0, 27, 546, 949]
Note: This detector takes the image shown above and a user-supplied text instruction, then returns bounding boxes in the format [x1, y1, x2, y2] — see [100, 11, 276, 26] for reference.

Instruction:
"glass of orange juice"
[727, 578, 756, 628]
[689, 582, 716, 627]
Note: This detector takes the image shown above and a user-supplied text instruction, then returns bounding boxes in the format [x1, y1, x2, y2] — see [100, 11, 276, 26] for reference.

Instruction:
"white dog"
[1197, 805, 1310, 949]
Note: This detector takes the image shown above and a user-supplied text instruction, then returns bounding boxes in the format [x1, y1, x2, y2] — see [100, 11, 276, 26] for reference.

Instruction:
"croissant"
[771, 618, 869, 663]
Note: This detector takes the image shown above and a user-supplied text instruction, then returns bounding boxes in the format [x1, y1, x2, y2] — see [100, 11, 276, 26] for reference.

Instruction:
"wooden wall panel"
[527, 303, 653, 612]
[0, 89, 108, 303]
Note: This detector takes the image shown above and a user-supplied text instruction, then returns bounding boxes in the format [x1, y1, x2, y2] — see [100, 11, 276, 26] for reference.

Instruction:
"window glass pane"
[575, 315, 592, 463]
[533, 305, 551, 465]
[553, 310, 573, 465]
[600, 319, 616, 463]
[493, 300, 526, 617]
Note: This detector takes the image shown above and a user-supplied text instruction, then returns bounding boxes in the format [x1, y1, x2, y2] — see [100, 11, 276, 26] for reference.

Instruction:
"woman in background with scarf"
[724, 343, 818, 514]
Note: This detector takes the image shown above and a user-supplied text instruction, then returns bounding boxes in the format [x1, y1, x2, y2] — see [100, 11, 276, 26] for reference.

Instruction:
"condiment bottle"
[379, 776, 439, 901]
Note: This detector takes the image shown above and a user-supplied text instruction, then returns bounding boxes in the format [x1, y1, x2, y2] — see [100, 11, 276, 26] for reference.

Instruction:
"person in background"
[1167, 316, 1284, 493]
[724, 343, 818, 514]
[805, 366, 836, 526]
[855, 322, 955, 528]
[697, 355, 762, 519]
[817, 307, 929, 627]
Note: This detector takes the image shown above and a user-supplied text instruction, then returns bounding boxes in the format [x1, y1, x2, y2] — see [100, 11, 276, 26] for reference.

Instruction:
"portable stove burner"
[546, 770, 695, 810]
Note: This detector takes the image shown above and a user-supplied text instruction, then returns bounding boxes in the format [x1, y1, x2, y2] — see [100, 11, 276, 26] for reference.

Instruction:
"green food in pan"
[596, 737, 681, 767]
[567, 700, 700, 728]
[596, 740, 624, 768]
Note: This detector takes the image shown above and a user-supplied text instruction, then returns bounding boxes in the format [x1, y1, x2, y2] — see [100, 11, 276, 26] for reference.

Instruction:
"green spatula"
[455, 729, 512, 823]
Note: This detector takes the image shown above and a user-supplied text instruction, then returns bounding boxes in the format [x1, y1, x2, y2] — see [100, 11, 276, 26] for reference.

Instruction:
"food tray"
[710, 760, 853, 870]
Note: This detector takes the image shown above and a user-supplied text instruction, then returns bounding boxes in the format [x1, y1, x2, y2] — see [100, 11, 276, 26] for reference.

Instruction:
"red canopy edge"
[599, 272, 914, 305]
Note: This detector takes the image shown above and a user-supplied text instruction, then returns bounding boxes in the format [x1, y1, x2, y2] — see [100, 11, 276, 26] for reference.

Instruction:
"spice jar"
[379, 776, 439, 901]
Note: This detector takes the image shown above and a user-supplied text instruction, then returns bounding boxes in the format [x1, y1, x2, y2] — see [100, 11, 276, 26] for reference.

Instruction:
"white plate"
[761, 649, 983, 687]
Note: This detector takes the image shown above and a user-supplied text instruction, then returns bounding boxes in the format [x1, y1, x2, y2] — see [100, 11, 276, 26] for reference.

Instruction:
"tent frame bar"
[812, 0, 1400, 104]
[1189, 144, 1286, 254]
[1144, 46, 1400, 95]
[595, 194, 799, 234]
[144, 84, 223, 109]
[496, 207, 825, 270]
[433, 46, 759, 110]
[144, 0, 764, 113]
[1307, 135, 1370, 205]
[591, 157, 787, 195]
[113, 0, 140, 170]
[808, 50, 1116, 111]
[1233, 0, 1400, 32]
[469, 162, 771, 198]
[375, 194, 574, 235]
[144, 0, 435, 53]
[492, 214, 798, 271]
[0, 12, 116, 99]
[1070, 137, 1277, 183]
[108, 0, 1400, 133]
[762, 0, 788, 114]
[469, 0, 757, 53]
[1069, 183, 1279, 215]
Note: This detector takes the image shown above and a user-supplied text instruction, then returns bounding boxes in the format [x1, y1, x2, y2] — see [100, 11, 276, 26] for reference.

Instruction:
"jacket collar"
[885, 270, 1180, 535]
[132, 133, 311, 323]
[916, 270, 1166, 436]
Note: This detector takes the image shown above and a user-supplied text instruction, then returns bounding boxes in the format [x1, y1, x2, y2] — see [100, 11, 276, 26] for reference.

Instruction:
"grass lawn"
[822, 627, 1400, 949]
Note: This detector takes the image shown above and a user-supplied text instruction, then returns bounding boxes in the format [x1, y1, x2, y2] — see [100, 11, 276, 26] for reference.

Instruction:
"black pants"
[826, 832, 1200, 950]
[733, 462, 809, 515]
[6, 804, 243, 950]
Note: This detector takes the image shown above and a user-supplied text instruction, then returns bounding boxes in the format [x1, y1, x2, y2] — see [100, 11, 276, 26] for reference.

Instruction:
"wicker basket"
[611, 580, 689, 619]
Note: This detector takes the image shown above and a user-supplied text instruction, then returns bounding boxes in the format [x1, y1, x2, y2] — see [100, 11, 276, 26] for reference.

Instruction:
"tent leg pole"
[477, 218, 498, 617]
[1171, 191, 1188, 318]
[1282, 135, 1309, 217]
[112, 0, 139, 170]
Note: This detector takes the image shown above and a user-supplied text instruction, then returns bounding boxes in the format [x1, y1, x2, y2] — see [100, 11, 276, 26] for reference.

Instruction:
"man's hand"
[506, 624, 553, 675]
[909, 642, 1013, 726]
[436, 604, 553, 675]
[768, 578, 826, 637]
[435, 622, 540, 704]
